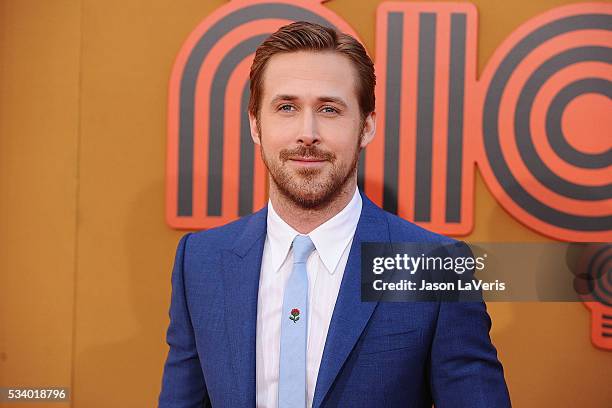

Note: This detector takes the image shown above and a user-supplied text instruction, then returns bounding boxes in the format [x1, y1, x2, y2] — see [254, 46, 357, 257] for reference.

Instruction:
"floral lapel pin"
[289, 308, 300, 323]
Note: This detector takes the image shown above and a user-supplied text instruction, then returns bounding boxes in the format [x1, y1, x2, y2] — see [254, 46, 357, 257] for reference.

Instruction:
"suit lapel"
[221, 207, 267, 407]
[219, 195, 390, 407]
[312, 195, 390, 408]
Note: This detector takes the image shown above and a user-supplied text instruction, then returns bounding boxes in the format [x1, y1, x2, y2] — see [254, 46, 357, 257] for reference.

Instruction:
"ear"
[359, 111, 376, 148]
[248, 111, 261, 145]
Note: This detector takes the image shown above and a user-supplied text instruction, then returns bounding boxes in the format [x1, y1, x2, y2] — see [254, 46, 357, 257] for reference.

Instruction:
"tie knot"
[292, 235, 315, 264]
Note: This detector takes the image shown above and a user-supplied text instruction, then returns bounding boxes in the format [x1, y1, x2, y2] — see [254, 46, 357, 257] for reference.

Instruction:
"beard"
[260, 140, 361, 210]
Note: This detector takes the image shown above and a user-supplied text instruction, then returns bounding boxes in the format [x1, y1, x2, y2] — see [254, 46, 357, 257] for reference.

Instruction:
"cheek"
[259, 135, 289, 160]
[320, 124, 361, 151]
[260, 136, 284, 153]
[320, 117, 361, 138]
[261, 120, 299, 146]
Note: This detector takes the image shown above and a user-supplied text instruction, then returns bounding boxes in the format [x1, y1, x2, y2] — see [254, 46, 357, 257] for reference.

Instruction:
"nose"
[297, 110, 319, 146]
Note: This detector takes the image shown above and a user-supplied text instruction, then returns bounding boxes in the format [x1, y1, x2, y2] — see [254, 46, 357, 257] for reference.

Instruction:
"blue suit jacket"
[159, 192, 511, 407]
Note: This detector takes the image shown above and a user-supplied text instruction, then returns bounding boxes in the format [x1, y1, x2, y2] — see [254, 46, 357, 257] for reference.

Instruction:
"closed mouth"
[288, 157, 326, 162]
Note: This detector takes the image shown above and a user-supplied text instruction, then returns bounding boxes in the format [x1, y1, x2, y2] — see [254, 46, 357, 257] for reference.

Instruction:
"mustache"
[279, 146, 336, 162]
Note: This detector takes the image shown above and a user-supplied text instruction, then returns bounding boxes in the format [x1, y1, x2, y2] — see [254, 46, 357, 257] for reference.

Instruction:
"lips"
[288, 157, 326, 162]
[286, 156, 328, 169]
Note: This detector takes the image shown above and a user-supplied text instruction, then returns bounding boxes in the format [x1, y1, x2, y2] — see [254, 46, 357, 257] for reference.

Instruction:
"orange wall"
[1, 1, 610, 407]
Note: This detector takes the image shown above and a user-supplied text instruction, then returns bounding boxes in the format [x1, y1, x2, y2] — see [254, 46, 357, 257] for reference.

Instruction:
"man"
[159, 22, 510, 408]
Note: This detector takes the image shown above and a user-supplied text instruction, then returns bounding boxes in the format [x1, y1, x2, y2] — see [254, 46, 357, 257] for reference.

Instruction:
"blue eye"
[279, 104, 295, 112]
[321, 106, 339, 114]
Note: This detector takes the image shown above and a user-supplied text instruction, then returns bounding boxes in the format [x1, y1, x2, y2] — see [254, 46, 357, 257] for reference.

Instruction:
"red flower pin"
[289, 308, 300, 323]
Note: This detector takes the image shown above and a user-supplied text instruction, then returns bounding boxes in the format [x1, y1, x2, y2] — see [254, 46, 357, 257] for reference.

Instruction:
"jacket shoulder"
[381, 208, 458, 246]
[182, 209, 265, 253]
[361, 193, 458, 245]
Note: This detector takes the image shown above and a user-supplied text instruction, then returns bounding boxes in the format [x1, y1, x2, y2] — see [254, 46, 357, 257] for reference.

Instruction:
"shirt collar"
[266, 201, 300, 274]
[266, 187, 362, 275]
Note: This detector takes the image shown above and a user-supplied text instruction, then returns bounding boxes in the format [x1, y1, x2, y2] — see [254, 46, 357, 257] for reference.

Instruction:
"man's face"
[249, 50, 376, 209]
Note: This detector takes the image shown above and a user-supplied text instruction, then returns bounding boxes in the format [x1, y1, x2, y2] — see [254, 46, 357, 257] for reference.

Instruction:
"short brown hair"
[248, 21, 375, 121]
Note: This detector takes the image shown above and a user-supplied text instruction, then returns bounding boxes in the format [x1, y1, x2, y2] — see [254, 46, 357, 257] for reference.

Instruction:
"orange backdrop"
[0, 0, 610, 407]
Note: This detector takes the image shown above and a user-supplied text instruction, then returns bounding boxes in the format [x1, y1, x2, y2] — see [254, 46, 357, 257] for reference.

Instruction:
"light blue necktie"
[278, 235, 315, 408]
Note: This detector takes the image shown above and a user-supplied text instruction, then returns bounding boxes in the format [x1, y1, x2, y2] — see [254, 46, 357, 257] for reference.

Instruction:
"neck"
[269, 177, 357, 234]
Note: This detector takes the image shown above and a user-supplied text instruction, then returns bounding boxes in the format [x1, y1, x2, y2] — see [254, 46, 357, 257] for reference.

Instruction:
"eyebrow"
[270, 94, 348, 108]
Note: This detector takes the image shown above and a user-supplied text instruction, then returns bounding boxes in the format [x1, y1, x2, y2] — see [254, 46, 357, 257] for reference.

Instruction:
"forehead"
[260, 51, 359, 104]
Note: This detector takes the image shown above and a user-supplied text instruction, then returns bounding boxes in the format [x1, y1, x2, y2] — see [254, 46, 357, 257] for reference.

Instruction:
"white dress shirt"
[255, 188, 362, 408]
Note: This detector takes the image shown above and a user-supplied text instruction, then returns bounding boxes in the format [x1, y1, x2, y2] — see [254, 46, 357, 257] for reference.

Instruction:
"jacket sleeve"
[429, 301, 511, 407]
[159, 233, 211, 408]
[429, 241, 511, 407]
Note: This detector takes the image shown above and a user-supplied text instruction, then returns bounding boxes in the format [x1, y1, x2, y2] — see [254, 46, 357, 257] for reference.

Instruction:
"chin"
[285, 185, 341, 210]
